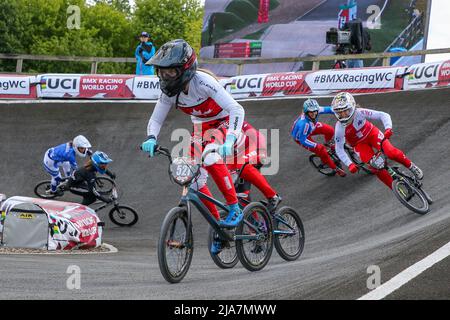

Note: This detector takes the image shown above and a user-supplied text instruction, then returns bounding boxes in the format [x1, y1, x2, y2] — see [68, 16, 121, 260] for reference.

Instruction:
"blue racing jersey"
[48, 143, 77, 169]
[290, 106, 333, 149]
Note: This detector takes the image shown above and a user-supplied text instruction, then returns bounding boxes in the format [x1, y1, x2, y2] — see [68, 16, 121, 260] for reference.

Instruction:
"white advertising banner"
[38, 74, 81, 97]
[0, 75, 36, 98]
[131, 76, 161, 99]
[220, 74, 267, 98]
[405, 60, 450, 89]
[304, 67, 406, 93]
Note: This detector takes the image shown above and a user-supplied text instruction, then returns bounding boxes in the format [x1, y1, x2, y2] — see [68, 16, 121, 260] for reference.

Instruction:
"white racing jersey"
[335, 108, 392, 167]
[147, 71, 245, 139]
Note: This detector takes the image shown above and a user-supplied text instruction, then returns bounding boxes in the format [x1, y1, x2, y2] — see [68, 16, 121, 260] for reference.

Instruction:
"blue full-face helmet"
[91, 151, 113, 174]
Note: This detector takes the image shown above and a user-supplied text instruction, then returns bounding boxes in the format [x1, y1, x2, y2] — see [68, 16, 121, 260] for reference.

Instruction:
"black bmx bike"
[34, 176, 139, 226]
[150, 146, 274, 284]
[368, 139, 432, 215]
[208, 163, 305, 269]
[309, 141, 373, 176]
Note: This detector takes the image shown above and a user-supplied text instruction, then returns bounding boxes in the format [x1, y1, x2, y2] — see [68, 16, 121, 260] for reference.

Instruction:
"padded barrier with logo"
[0, 75, 38, 99]
[0, 196, 103, 250]
[1, 202, 49, 249]
[0, 60, 448, 100]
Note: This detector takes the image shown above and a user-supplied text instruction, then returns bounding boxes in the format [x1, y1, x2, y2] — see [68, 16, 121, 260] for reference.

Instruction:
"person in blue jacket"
[135, 31, 155, 75]
[291, 99, 346, 177]
[43, 135, 92, 194]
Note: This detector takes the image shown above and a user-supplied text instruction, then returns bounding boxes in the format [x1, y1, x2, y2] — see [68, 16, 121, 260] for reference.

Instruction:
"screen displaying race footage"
[200, 0, 430, 76]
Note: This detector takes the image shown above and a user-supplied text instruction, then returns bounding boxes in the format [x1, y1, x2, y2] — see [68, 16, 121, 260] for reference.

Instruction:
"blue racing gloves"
[218, 134, 237, 157]
[141, 136, 157, 157]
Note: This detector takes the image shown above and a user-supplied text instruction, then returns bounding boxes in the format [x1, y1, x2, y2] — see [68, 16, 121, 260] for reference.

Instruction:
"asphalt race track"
[0, 88, 449, 299]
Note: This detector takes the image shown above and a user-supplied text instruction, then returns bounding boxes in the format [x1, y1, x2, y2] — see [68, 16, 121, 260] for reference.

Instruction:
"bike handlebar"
[140, 144, 260, 172]
[139, 144, 172, 161]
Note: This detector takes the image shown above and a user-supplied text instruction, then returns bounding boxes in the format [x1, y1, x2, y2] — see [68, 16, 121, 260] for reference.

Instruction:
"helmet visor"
[157, 67, 182, 81]
[335, 109, 352, 121]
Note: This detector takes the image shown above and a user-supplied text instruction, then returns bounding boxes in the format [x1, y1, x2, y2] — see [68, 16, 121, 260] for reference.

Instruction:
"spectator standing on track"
[135, 31, 155, 75]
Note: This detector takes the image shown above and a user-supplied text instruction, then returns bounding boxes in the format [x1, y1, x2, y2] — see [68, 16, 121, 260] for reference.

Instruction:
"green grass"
[367, 0, 412, 66]
[242, 26, 269, 40]
[226, 0, 259, 22]
[201, 11, 246, 47]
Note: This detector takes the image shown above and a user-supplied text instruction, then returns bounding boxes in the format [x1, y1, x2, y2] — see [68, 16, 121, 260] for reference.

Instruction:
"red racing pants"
[353, 126, 411, 189]
[298, 122, 337, 170]
[190, 118, 275, 220]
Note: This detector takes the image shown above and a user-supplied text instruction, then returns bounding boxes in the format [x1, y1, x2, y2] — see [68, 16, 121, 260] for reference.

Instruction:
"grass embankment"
[367, 0, 412, 66]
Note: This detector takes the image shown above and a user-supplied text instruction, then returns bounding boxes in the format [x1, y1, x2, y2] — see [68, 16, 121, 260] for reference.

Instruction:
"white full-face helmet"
[73, 135, 92, 157]
[331, 92, 356, 126]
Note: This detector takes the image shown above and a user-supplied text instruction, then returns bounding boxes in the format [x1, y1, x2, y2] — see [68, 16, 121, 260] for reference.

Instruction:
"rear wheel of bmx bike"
[34, 180, 60, 199]
[157, 206, 194, 283]
[95, 177, 116, 195]
[235, 202, 274, 272]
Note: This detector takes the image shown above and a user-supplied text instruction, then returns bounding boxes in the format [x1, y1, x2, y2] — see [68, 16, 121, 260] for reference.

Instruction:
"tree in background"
[133, 0, 204, 53]
[93, 0, 132, 15]
[0, 0, 204, 74]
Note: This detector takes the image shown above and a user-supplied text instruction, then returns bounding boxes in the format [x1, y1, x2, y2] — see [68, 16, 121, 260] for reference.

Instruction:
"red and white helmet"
[331, 92, 356, 126]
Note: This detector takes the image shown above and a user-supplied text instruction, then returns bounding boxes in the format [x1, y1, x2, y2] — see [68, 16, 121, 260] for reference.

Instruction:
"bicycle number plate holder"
[170, 157, 200, 186]
[370, 153, 386, 170]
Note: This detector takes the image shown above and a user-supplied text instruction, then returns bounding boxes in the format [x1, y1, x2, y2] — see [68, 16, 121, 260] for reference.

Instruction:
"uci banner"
[221, 67, 408, 98]
[38, 74, 136, 98]
[404, 60, 450, 90]
[37, 74, 161, 99]
[221, 72, 312, 98]
[1, 60, 448, 101]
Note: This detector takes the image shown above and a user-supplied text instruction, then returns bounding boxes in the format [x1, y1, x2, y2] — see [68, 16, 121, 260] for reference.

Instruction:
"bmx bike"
[148, 146, 274, 283]
[309, 141, 373, 176]
[368, 138, 432, 215]
[34, 176, 138, 226]
[208, 163, 305, 269]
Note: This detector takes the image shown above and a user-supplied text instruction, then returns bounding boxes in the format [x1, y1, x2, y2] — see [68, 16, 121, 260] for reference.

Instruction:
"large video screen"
[424, 0, 450, 63]
[200, 0, 430, 76]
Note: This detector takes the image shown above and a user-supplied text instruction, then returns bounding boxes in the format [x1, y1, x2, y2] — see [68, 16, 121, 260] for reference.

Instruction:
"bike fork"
[185, 201, 193, 249]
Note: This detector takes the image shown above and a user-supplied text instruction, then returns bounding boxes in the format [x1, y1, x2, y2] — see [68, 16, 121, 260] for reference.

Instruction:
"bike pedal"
[222, 229, 235, 239]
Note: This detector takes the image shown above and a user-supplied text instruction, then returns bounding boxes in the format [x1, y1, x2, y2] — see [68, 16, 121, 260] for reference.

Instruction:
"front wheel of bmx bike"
[108, 205, 139, 227]
[157, 206, 194, 283]
[273, 206, 305, 261]
[392, 178, 430, 215]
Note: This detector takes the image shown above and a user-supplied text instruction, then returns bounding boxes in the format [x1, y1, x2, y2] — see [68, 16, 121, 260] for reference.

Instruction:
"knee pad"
[202, 143, 222, 166]
[190, 167, 208, 191]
